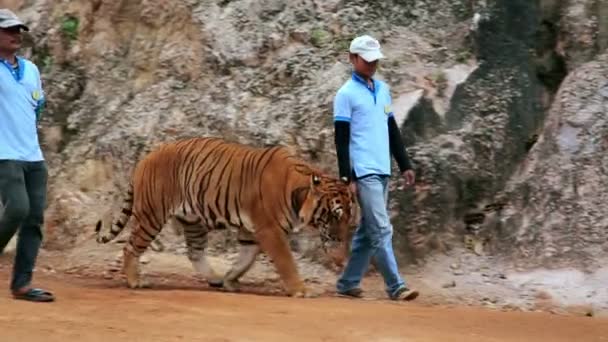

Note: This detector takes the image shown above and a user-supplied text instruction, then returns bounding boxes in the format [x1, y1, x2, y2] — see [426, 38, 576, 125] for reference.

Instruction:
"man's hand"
[402, 169, 415, 188]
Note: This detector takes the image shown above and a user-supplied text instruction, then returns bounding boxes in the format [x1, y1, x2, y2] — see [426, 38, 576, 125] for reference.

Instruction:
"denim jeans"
[336, 174, 407, 298]
[0, 160, 47, 292]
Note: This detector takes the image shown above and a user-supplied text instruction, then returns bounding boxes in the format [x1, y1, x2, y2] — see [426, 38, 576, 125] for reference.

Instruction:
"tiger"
[94, 137, 359, 298]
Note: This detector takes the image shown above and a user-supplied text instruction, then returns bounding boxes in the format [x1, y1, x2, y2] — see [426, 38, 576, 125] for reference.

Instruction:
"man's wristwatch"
[340, 176, 349, 184]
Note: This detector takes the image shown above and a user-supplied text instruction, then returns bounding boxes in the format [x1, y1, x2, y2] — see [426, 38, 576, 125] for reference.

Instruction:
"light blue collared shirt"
[0, 56, 45, 161]
[333, 73, 394, 178]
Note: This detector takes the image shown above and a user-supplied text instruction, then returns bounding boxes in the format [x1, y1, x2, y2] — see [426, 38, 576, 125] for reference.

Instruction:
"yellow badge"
[32, 90, 41, 101]
[384, 104, 392, 115]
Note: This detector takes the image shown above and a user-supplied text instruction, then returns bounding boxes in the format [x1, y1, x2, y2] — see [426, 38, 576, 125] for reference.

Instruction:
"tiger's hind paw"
[222, 279, 241, 292]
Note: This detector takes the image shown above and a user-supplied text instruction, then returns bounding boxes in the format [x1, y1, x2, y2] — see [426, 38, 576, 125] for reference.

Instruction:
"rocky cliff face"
[391, 0, 548, 262]
[488, 52, 608, 271]
[5, 0, 608, 285]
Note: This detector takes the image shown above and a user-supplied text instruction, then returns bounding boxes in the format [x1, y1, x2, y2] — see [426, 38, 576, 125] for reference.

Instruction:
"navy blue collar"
[0, 56, 25, 82]
[351, 71, 379, 104]
[351, 72, 377, 88]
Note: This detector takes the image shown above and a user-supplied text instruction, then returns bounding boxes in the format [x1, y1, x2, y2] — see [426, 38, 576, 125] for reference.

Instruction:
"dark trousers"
[0, 160, 47, 291]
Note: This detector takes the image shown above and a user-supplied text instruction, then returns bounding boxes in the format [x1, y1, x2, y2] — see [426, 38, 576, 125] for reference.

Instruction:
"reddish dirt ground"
[1, 270, 608, 342]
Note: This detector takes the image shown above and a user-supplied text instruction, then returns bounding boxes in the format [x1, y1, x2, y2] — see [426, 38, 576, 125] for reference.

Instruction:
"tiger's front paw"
[126, 276, 151, 289]
[287, 284, 318, 298]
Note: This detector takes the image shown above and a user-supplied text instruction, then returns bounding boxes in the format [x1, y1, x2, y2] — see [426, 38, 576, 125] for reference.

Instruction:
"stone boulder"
[389, 0, 547, 263]
[484, 52, 608, 271]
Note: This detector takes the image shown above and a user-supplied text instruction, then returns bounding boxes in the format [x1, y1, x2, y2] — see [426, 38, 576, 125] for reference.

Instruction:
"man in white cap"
[0, 8, 53, 302]
[333, 35, 419, 301]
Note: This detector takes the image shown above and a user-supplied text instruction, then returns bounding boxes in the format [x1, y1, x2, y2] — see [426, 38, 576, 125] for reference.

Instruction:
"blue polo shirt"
[333, 73, 394, 178]
[0, 56, 45, 162]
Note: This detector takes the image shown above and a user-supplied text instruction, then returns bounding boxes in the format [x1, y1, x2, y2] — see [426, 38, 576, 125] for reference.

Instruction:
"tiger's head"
[297, 173, 360, 263]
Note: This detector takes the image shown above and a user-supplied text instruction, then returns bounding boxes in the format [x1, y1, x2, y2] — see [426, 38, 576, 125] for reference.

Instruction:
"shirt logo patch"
[32, 90, 41, 101]
[384, 104, 392, 116]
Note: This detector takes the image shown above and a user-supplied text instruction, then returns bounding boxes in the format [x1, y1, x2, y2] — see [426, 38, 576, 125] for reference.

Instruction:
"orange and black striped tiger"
[94, 137, 358, 297]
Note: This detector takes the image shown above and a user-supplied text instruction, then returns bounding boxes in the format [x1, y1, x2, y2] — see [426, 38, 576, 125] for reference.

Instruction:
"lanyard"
[0, 56, 25, 82]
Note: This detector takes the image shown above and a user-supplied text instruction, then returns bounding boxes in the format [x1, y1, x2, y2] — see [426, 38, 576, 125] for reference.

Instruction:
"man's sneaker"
[337, 287, 363, 298]
[391, 287, 419, 301]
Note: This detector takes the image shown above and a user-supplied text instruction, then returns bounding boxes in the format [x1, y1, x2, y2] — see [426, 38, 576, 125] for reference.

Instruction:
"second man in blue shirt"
[333, 35, 419, 301]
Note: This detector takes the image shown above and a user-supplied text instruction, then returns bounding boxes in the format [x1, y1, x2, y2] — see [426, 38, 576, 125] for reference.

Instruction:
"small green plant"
[455, 48, 472, 63]
[310, 28, 330, 47]
[431, 70, 447, 84]
[60, 15, 79, 42]
[430, 70, 448, 96]
[333, 35, 353, 53]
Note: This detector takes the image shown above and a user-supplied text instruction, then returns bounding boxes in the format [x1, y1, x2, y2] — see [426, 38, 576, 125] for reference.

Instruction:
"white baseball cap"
[349, 35, 384, 62]
[0, 9, 29, 31]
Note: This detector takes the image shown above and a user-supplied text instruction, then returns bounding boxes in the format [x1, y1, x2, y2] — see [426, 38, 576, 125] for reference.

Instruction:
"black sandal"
[12, 288, 55, 302]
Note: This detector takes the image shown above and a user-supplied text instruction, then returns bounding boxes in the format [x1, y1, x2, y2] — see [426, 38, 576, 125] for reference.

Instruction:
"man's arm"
[388, 115, 413, 172]
[33, 63, 45, 121]
[333, 90, 352, 183]
[334, 121, 351, 181]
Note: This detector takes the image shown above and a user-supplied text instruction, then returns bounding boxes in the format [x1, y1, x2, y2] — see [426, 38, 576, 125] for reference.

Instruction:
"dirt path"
[1, 271, 607, 342]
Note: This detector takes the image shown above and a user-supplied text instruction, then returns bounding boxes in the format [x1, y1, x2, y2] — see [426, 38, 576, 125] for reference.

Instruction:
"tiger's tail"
[95, 182, 134, 244]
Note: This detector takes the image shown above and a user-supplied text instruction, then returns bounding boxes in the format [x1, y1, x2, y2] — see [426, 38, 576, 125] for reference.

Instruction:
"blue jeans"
[0, 160, 48, 292]
[336, 174, 407, 298]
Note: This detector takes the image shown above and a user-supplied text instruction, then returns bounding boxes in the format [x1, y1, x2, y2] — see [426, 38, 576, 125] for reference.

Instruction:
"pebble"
[482, 297, 499, 304]
[442, 280, 456, 288]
